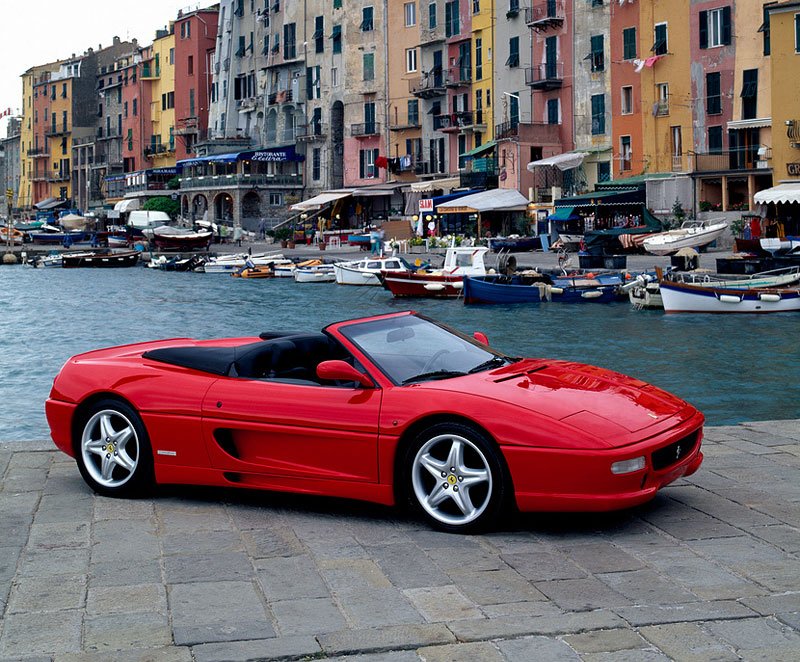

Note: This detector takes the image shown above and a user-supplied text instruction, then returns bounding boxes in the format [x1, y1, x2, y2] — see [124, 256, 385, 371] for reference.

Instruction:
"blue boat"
[463, 273, 620, 305]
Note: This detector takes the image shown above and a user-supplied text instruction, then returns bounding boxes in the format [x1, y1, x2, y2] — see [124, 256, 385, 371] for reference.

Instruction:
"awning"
[549, 207, 578, 221]
[527, 152, 589, 172]
[463, 140, 497, 158]
[436, 188, 529, 214]
[290, 191, 352, 211]
[113, 198, 140, 213]
[34, 197, 69, 210]
[410, 176, 461, 193]
[555, 188, 645, 208]
[177, 152, 239, 167]
[726, 117, 772, 131]
[754, 183, 800, 205]
[351, 182, 408, 197]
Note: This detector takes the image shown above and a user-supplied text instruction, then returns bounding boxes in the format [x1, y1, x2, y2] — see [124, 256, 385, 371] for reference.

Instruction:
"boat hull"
[659, 281, 800, 313]
[643, 222, 728, 256]
[294, 267, 335, 283]
[382, 273, 464, 298]
[61, 250, 140, 268]
[334, 264, 382, 286]
[152, 231, 212, 251]
[464, 275, 618, 305]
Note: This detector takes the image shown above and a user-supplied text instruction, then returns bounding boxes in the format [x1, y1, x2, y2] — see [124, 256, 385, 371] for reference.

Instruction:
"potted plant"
[272, 227, 292, 248]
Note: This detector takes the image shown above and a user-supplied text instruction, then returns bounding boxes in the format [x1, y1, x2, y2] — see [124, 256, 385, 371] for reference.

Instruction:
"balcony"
[180, 173, 303, 189]
[31, 172, 49, 182]
[144, 143, 174, 158]
[692, 148, 772, 174]
[268, 89, 293, 105]
[446, 66, 472, 87]
[418, 25, 445, 46]
[27, 148, 50, 158]
[389, 117, 421, 131]
[526, 63, 563, 90]
[97, 129, 122, 141]
[433, 111, 481, 133]
[351, 122, 380, 137]
[296, 123, 327, 142]
[175, 117, 199, 135]
[47, 172, 70, 183]
[525, 1, 565, 32]
[410, 74, 446, 99]
[655, 101, 669, 117]
[237, 97, 258, 113]
[141, 65, 160, 79]
[45, 126, 69, 137]
[495, 120, 561, 144]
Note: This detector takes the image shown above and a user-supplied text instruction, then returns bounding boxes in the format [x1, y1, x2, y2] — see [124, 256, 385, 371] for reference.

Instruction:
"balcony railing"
[418, 25, 445, 45]
[433, 111, 479, 132]
[141, 65, 161, 79]
[296, 123, 327, 141]
[692, 148, 772, 173]
[389, 117, 422, 131]
[45, 126, 69, 137]
[525, 1, 565, 32]
[446, 66, 472, 87]
[27, 148, 50, 158]
[526, 63, 564, 90]
[351, 122, 380, 137]
[47, 172, 70, 183]
[410, 74, 446, 98]
[144, 143, 174, 158]
[267, 89, 293, 105]
[180, 173, 303, 189]
[655, 101, 669, 117]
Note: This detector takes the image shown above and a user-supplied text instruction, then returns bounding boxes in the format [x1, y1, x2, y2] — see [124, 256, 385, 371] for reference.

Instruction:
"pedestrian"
[234, 225, 243, 246]
[258, 218, 267, 240]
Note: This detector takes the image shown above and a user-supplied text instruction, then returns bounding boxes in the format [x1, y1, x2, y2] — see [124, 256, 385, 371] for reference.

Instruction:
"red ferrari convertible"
[46, 311, 704, 533]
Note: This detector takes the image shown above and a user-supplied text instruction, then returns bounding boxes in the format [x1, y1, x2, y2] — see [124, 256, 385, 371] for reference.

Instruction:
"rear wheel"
[75, 399, 153, 497]
[406, 423, 507, 533]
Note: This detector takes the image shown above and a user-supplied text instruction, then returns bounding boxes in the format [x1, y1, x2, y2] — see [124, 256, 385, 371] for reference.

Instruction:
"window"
[656, 82, 669, 115]
[408, 99, 419, 125]
[597, 162, 610, 182]
[653, 23, 668, 55]
[547, 98, 559, 124]
[312, 147, 321, 180]
[445, 1, 460, 37]
[170, 48, 175, 65]
[623, 27, 636, 60]
[284, 23, 296, 60]
[708, 126, 723, 153]
[269, 192, 283, 206]
[188, 55, 194, 76]
[429, 1, 437, 29]
[61, 83, 67, 98]
[306, 66, 321, 99]
[236, 35, 246, 57]
[706, 72, 721, 114]
[364, 101, 376, 134]
[331, 25, 342, 54]
[796, 13, 800, 53]
[506, 37, 519, 67]
[700, 6, 732, 49]
[331, 67, 338, 86]
[333, 0, 341, 8]
[359, 148, 379, 178]
[591, 94, 605, 134]
[592, 0, 604, 6]
[620, 136, 632, 171]
[361, 6, 374, 31]
[405, 2, 416, 27]
[741, 69, 758, 119]
[363, 53, 375, 80]
[475, 37, 483, 80]
[589, 34, 604, 72]
[621, 86, 633, 115]
[314, 16, 324, 53]
[406, 48, 418, 72]
[133, 98, 138, 116]
[161, 91, 175, 110]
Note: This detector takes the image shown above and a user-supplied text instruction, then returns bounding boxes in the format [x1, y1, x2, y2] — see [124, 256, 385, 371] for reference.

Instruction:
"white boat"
[293, 264, 336, 283]
[203, 251, 289, 274]
[643, 219, 728, 256]
[274, 259, 324, 278]
[333, 256, 413, 286]
[659, 280, 800, 313]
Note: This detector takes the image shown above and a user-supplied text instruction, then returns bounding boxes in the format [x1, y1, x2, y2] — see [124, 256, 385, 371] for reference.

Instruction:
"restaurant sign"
[787, 162, 800, 176]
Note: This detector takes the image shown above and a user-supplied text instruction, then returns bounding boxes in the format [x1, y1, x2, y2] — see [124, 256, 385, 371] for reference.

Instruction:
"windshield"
[339, 314, 512, 385]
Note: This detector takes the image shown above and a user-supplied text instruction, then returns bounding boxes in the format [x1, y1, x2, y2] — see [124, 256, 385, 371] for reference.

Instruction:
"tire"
[74, 399, 154, 498]
[404, 422, 507, 533]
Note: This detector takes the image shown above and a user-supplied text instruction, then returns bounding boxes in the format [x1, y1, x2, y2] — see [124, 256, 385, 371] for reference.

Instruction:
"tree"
[142, 196, 180, 219]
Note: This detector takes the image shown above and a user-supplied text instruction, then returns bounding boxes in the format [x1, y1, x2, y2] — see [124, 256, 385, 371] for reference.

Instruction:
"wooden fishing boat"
[333, 256, 413, 286]
[659, 280, 800, 314]
[380, 247, 489, 298]
[464, 273, 619, 305]
[61, 250, 140, 268]
[294, 265, 336, 283]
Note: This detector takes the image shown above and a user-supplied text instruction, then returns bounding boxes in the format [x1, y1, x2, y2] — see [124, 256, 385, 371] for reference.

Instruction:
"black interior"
[143, 333, 350, 385]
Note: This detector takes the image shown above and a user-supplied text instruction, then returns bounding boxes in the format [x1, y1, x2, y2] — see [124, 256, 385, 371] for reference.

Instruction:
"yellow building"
[767, 1, 800, 182]
[639, 0, 693, 174]
[472, 0, 494, 144]
[144, 27, 177, 170]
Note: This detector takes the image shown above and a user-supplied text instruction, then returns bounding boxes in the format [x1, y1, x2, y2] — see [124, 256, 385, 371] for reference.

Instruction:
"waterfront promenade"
[0, 420, 798, 661]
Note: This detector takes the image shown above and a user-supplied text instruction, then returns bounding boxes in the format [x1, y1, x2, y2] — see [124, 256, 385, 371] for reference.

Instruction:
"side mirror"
[316, 360, 375, 388]
[473, 331, 489, 346]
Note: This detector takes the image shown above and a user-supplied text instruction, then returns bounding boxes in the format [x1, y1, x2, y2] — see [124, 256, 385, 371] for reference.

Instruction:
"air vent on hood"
[494, 365, 549, 383]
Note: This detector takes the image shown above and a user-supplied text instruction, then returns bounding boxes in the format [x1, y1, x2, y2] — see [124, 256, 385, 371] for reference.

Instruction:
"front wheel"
[406, 423, 507, 533]
[75, 399, 153, 498]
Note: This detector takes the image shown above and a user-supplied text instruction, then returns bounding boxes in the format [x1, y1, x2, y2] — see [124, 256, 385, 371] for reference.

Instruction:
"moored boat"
[643, 219, 728, 256]
[659, 280, 800, 313]
[232, 264, 274, 279]
[203, 251, 289, 274]
[333, 256, 414, 286]
[464, 272, 619, 305]
[61, 250, 141, 268]
[381, 246, 490, 298]
[0, 226, 25, 245]
[148, 225, 213, 251]
[293, 264, 336, 283]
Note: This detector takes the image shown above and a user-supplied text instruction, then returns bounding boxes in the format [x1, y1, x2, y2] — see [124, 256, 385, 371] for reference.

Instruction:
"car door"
[200, 378, 382, 483]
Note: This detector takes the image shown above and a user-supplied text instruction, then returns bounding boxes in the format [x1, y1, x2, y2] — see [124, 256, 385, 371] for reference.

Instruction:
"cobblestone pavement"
[1, 420, 798, 661]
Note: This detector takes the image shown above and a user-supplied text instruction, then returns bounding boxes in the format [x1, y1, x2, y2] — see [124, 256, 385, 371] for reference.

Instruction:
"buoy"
[581, 290, 603, 299]
[424, 283, 446, 291]
[719, 294, 741, 304]
[452, 281, 463, 289]
[2, 252, 18, 265]
[550, 287, 564, 294]
[758, 293, 781, 302]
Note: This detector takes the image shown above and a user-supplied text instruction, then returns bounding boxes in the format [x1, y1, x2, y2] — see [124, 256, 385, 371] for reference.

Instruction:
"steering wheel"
[421, 349, 450, 373]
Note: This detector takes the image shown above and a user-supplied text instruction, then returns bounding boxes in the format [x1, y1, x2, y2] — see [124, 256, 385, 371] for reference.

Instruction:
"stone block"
[446, 610, 625, 642]
[368, 542, 450, 588]
[403, 585, 482, 622]
[86, 583, 167, 616]
[256, 555, 330, 601]
[563, 628, 650, 654]
[496, 636, 581, 662]
[270, 597, 347, 636]
[7, 574, 86, 613]
[0, 610, 82, 657]
[613, 599, 757, 626]
[639, 621, 738, 662]
[164, 551, 255, 584]
[192, 636, 321, 662]
[447, 568, 547, 605]
[418, 641, 504, 662]
[84, 611, 172, 651]
[534, 577, 631, 611]
[318, 623, 455, 656]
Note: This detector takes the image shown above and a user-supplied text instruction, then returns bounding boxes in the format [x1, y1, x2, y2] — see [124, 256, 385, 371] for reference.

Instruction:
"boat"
[28, 227, 87, 245]
[487, 236, 541, 252]
[380, 246, 490, 298]
[627, 266, 800, 310]
[58, 213, 90, 231]
[107, 235, 129, 249]
[147, 254, 206, 272]
[293, 264, 336, 283]
[202, 251, 289, 274]
[333, 255, 414, 286]
[61, 250, 141, 268]
[642, 219, 728, 256]
[24, 252, 63, 268]
[659, 280, 800, 313]
[0, 226, 25, 245]
[274, 259, 323, 278]
[147, 225, 213, 251]
[232, 264, 274, 279]
[464, 271, 618, 305]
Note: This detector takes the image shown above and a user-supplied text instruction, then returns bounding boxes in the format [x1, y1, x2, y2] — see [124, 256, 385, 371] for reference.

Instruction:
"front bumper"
[505, 413, 704, 512]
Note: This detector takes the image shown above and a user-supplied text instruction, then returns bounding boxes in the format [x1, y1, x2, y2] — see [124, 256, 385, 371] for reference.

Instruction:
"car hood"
[426, 359, 695, 445]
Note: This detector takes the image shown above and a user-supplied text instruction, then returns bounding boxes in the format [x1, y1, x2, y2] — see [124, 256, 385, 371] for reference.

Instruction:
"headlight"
[611, 456, 646, 475]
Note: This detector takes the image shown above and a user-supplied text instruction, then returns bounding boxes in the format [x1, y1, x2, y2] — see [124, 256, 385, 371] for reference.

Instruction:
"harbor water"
[1, 264, 798, 441]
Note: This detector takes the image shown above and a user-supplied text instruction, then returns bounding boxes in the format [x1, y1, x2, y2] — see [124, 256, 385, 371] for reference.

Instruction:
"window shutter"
[306, 67, 313, 100]
[722, 6, 732, 45]
[699, 10, 708, 49]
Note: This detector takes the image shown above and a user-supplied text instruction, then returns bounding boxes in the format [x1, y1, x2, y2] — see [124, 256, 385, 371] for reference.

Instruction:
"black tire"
[403, 422, 507, 533]
[74, 399, 154, 498]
